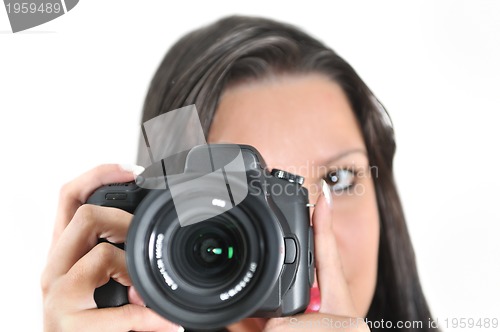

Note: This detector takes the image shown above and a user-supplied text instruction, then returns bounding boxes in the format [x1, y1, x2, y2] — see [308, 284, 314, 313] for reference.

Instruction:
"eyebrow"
[320, 148, 368, 166]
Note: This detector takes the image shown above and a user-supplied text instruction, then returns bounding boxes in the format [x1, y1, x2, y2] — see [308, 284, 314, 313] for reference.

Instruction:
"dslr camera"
[87, 144, 314, 330]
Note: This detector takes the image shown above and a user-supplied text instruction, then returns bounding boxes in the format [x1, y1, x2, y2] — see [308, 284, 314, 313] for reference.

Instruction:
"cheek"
[332, 181, 379, 313]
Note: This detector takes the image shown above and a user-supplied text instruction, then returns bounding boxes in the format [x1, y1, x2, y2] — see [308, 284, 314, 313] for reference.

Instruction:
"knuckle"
[72, 204, 98, 229]
[94, 242, 117, 263]
[95, 163, 115, 173]
[121, 304, 135, 318]
[92, 163, 121, 179]
[122, 305, 157, 331]
[72, 204, 132, 233]
[40, 270, 52, 296]
[58, 181, 73, 200]
[120, 305, 140, 328]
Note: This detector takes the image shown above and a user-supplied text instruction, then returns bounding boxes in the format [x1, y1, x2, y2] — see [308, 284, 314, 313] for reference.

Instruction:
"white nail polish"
[119, 164, 145, 176]
[321, 179, 333, 207]
[177, 326, 185, 332]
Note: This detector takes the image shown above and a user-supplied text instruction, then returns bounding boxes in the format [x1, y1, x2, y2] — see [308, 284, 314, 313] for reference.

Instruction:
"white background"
[1, 1, 499, 331]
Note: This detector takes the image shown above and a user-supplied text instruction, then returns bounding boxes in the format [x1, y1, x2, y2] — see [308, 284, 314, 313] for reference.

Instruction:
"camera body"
[88, 144, 314, 330]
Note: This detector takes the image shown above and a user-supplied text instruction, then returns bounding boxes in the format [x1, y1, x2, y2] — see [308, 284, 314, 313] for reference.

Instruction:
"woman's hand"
[41, 164, 180, 332]
[263, 181, 370, 332]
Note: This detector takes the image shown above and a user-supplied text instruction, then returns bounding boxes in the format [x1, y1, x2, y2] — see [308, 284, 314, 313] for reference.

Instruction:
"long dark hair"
[139, 16, 437, 332]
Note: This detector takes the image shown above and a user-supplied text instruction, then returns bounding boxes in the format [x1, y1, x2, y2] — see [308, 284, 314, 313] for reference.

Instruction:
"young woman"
[42, 16, 437, 332]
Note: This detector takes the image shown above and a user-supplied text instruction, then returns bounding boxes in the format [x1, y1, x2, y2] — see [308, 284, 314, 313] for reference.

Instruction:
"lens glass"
[169, 215, 246, 289]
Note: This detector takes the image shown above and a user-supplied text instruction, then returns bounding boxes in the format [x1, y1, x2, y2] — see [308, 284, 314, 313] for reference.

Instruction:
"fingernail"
[178, 327, 185, 332]
[119, 164, 145, 177]
[321, 179, 333, 208]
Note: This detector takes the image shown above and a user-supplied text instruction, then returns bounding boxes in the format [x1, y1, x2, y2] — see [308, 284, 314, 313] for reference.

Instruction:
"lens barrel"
[126, 179, 283, 330]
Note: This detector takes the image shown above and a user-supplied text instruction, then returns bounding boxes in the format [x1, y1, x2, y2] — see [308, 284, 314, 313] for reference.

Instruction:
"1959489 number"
[6, 2, 62, 14]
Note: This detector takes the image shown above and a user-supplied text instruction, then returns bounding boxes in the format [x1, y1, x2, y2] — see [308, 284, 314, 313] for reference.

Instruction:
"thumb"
[128, 286, 146, 306]
[312, 179, 357, 316]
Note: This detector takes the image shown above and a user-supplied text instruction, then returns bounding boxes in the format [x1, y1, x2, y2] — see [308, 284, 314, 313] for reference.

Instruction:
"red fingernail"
[305, 286, 321, 313]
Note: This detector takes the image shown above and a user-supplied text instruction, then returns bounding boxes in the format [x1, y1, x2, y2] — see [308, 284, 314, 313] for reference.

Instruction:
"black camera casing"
[88, 144, 314, 329]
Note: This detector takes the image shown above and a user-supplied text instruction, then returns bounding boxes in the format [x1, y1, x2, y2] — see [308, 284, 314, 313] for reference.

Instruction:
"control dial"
[271, 169, 305, 185]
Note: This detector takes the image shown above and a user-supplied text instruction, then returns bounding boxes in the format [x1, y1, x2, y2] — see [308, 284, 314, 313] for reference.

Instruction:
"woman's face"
[208, 74, 379, 315]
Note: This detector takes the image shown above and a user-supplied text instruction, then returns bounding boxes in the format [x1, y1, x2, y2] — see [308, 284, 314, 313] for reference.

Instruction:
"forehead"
[208, 74, 365, 168]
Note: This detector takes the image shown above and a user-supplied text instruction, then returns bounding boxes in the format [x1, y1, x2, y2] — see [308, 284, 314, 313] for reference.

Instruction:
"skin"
[41, 74, 378, 332]
[211, 74, 380, 324]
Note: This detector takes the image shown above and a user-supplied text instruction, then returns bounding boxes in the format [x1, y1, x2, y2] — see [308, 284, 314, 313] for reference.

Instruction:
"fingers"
[311, 180, 357, 317]
[43, 164, 181, 332]
[61, 242, 131, 303]
[42, 204, 133, 289]
[128, 286, 146, 306]
[52, 164, 140, 247]
[67, 305, 180, 332]
[51, 243, 180, 331]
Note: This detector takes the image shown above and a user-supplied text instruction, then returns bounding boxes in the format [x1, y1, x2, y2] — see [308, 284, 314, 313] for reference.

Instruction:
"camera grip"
[86, 182, 145, 308]
[93, 240, 129, 308]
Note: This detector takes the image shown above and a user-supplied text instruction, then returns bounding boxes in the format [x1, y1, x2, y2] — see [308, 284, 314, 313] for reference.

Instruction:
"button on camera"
[105, 193, 127, 201]
[271, 169, 304, 185]
[284, 238, 297, 264]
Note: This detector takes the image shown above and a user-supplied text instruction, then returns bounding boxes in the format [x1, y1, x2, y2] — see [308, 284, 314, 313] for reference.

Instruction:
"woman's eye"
[325, 169, 356, 193]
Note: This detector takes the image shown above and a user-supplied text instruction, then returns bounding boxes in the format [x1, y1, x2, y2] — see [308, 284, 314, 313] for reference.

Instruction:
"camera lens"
[127, 180, 283, 330]
[170, 217, 246, 289]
